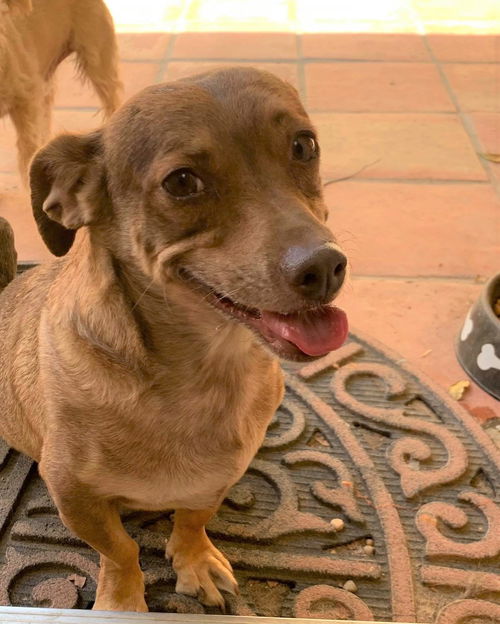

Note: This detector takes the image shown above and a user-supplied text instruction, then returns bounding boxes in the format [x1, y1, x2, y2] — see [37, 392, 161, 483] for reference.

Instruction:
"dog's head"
[30, 68, 348, 361]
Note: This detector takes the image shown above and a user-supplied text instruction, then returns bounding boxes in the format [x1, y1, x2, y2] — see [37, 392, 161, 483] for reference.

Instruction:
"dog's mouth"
[177, 269, 348, 361]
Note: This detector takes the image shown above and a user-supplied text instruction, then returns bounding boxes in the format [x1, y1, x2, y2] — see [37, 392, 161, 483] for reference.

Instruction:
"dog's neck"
[120, 258, 257, 366]
[66, 232, 265, 380]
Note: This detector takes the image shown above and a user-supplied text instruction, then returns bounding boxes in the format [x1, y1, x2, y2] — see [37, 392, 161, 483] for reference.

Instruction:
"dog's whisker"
[131, 277, 156, 312]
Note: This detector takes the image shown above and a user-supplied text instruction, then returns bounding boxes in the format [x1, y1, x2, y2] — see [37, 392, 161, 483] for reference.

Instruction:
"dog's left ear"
[30, 131, 108, 256]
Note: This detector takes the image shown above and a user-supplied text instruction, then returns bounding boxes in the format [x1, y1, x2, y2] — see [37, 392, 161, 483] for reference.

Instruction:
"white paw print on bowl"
[477, 344, 500, 371]
[460, 310, 473, 341]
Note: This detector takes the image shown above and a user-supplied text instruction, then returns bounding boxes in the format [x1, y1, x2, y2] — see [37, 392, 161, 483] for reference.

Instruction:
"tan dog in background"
[0, 0, 121, 180]
[0, 68, 348, 612]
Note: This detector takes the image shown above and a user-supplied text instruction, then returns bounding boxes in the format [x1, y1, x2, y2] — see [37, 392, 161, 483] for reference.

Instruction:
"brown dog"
[0, 68, 348, 612]
[0, 0, 121, 181]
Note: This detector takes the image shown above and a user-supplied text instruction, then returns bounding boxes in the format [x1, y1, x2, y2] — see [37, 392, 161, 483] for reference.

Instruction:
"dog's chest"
[97, 422, 266, 512]
[63, 323, 283, 511]
[86, 372, 279, 511]
[112, 451, 254, 511]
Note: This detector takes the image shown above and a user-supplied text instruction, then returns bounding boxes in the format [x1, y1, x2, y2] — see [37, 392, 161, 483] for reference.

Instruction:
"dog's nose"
[282, 244, 347, 302]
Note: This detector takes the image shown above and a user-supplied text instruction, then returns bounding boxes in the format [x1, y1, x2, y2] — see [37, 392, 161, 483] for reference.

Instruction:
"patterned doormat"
[1, 325, 499, 623]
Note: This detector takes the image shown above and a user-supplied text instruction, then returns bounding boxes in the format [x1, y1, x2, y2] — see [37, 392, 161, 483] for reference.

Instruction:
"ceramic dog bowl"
[456, 273, 500, 400]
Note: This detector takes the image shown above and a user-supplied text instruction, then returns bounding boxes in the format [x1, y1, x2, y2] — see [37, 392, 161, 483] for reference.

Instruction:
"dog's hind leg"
[0, 217, 17, 292]
[39, 80, 55, 147]
[9, 97, 43, 184]
[72, 1, 122, 118]
[41, 465, 148, 612]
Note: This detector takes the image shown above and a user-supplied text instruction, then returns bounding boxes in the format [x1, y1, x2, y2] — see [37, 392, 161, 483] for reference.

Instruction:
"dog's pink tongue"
[261, 306, 348, 356]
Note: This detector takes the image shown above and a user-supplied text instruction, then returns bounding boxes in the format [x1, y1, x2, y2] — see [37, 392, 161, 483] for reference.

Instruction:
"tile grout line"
[321, 4, 495, 293]
[350, 274, 488, 283]
[123, 56, 499, 65]
[407, 3, 428, 38]
[322, 177, 491, 185]
[49, 106, 491, 118]
[157, 34, 178, 82]
[310, 110, 486, 117]
[288, 0, 298, 45]
[403, 4, 499, 199]
[301, 58, 497, 64]
[156, 0, 197, 82]
[406, 0, 494, 189]
[126, 56, 298, 64]
[419, 30, 500, 199]
[128, 55, 496, 66]
[296, 34, 306, 103]
[53, 106, 101, 112]
[119, 58, 167, 64]
[309, 109, 459, 115]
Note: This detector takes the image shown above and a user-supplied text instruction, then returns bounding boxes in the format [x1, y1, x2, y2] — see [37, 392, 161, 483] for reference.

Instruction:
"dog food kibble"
[343, 580, 357, 593]
[330, 518, 345, 531]
[363, 545, 375, 556]
[448, 380, 470, 400]
[494, 298, 500, 318]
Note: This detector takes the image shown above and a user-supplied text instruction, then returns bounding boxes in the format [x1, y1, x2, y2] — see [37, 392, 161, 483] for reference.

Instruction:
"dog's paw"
[93, 594, 148, 613]
[93, 566, 148, 613]
[166, 539, 238, 608]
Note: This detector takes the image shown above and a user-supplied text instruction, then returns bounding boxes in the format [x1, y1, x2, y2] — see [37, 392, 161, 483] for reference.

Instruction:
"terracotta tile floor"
[0, 0, 499, 423]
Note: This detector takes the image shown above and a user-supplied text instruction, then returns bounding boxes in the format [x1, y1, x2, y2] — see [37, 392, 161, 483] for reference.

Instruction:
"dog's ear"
[30, 131, 107, 256]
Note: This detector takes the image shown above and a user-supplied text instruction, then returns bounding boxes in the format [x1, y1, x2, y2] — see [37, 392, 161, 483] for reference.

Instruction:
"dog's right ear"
[30, 131, 107, 256]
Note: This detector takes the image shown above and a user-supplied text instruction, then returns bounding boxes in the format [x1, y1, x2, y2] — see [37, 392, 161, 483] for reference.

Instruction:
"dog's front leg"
[41, 468, 147, 612]
[166, 507, 238, 608]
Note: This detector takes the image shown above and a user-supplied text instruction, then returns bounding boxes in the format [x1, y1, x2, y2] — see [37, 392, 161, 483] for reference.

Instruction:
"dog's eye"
[162, 168, 204, 198]
[292, 133, 318, 162]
